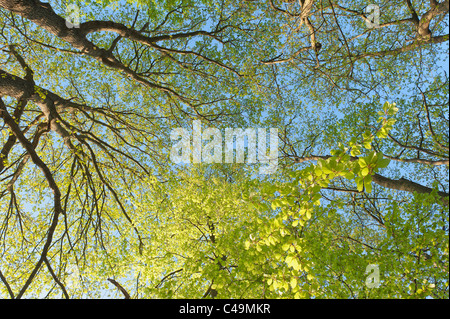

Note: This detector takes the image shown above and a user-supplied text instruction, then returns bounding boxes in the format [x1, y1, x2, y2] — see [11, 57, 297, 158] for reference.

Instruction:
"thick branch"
[0, 268, 14, 299]
[383, 155, 449, 166]
[107, 278, 131, 299]
[0, 0, 231, 102]
[418, 0, 449, 38]
[0, 98, 64, 298]
[290, 155, 449, 205]
[353, 35, 449, 59]
[44, 258, 70, 299]
[0, 68, 77, 149]
[372, 174, 449, 206]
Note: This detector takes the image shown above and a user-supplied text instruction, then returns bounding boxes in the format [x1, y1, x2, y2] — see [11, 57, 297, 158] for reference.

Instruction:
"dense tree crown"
[0, 0, 448, 299]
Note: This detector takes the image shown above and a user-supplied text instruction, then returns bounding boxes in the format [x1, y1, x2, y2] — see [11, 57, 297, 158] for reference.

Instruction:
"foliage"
[0, 0, 448, 299]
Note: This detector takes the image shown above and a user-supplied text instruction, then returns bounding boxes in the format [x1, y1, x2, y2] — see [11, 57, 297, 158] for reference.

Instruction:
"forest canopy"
[0, 0, 448, 299]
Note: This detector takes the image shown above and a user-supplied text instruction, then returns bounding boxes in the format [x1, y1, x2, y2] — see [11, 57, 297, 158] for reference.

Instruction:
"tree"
[0, 0, 448, 298]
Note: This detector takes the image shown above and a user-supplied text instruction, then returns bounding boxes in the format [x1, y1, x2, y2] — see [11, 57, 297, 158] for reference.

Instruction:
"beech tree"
[0, 0, 448, 298]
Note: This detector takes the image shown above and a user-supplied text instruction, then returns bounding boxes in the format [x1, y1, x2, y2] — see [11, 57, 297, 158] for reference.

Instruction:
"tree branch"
[0, 268, 15, 299]
[0, 97, 64, 298]
[107, 278, 131, 299]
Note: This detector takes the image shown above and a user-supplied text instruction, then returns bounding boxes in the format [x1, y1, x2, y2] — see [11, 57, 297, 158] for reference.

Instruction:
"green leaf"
[345, 172, 355, 179]
[361, 167, 370, 177]
[306, 211, 312, 220]
[290, 277, 298, 289]
[364, 176, 373, 193]
[377, 158, 391, 169]
[357, 178, 364, 192]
